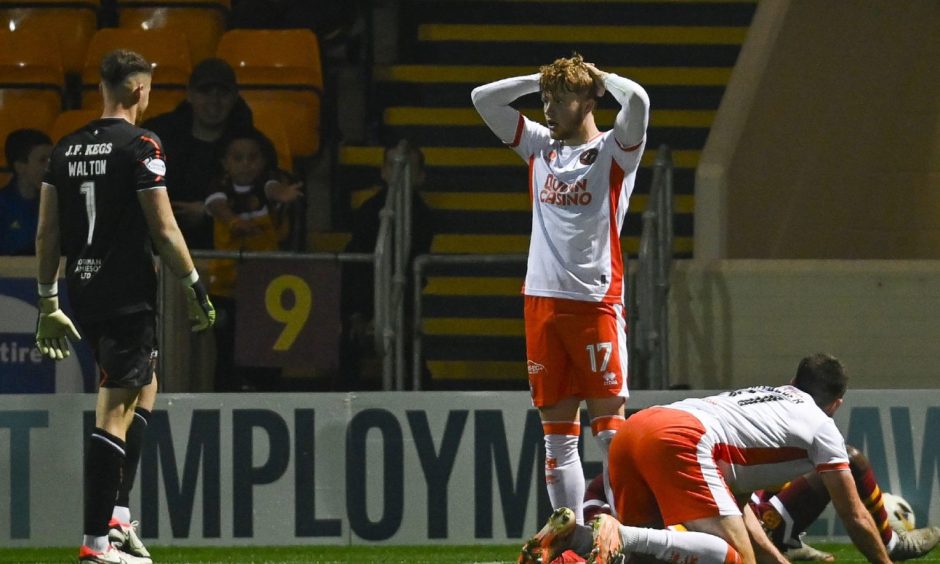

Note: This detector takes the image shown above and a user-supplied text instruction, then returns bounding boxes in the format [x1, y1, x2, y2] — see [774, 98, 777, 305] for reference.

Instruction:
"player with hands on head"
[472, 53, 649, 552]
[35, 49, 214, 564]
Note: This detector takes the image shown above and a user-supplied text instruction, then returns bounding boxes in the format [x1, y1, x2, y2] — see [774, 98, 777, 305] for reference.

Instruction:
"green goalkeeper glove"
[35, 296, 81, 360]
[182, 271, 216, 332]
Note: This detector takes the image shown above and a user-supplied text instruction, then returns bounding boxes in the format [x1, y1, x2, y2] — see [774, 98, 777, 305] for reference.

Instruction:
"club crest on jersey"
[545, 149, 557, 164]
[579, 148, 599, 165]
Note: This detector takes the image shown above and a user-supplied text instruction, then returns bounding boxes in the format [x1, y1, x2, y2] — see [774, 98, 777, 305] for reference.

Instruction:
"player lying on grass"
[576, 444, 940, 563]
[518, 354, 940, 564]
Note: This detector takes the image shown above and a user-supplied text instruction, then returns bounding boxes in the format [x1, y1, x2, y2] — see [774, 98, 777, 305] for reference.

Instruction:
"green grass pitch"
[1, 543, 938, 563]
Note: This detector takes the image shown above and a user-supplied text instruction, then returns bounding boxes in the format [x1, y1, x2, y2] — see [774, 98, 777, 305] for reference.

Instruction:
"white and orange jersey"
[471, 72, 650, 304]
[510, 115, 643, 303]
[665, 385, 850, 494]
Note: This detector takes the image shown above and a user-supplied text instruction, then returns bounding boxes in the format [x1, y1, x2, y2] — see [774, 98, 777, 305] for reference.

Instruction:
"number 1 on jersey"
[80, 181, 96, 245]
[586, 342, 612, 373]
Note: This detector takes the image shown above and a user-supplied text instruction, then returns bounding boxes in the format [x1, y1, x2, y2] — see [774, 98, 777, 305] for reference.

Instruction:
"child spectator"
[205, 128, 302, 390]
[0, 129, 52, 255]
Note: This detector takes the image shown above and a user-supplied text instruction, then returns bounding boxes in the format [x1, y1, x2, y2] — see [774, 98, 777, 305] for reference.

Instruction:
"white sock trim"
[886, 530, 899, 553]
[82, 534, 110, 553]
[112, 505, 131, 524]
[769, 496, 797, 545]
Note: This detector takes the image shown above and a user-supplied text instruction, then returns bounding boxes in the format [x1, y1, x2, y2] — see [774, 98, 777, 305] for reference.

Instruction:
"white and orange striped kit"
[608, 386, 850, 526]
[509, 113, 643, 406]
[509, 112, 643, 304]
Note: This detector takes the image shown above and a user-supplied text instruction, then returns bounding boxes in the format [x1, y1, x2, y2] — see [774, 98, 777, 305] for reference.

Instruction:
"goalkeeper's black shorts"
[80, 310, 158, 389]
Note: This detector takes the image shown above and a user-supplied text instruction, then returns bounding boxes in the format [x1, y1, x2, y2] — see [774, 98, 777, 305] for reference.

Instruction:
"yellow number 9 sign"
[264, 274, 312, 351]
[236, 260, 340, 369]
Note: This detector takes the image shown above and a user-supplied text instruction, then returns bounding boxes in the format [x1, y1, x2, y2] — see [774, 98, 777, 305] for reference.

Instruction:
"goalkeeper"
[35, 49, 215, 563]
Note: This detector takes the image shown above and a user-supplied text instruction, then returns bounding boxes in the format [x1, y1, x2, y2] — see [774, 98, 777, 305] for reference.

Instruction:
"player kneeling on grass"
[573, 446, 940, 563]
[518, 354, 940, 564]
[748, 444, 939, 562]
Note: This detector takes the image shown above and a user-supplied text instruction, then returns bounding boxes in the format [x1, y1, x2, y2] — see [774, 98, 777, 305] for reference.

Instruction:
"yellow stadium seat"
[81, 28, 191, 110]
[52, 99, 181, 141]
[118, 0, 230, 64]
[0, 31, 64, 117]
[0, 98, 56, 169]
[143, 88, 185, 119]
[49, 109, 98, 143]
[0, 0, 98, 75]
[216, 29, 322, 156]
[248, 102, 292, 171]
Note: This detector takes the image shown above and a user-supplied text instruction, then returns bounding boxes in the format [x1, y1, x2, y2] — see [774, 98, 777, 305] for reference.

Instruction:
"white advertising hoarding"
[0, 390, 938, 546]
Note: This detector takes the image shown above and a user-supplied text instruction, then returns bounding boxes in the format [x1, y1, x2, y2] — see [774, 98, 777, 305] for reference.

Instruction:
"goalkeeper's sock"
[544, 423, 585, 524]
[84, 429, 125, 538]
[115, 407, 151, 512]
[112, 505, 131, 525]
[81, 534, 110, 553]
[851, 454, 894, 545]
[621, 525, 742, 564]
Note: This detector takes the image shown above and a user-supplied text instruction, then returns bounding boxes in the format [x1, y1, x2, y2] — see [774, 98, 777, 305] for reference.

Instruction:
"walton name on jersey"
[540, 173, 591, 206]
[68, 159, 107, 177]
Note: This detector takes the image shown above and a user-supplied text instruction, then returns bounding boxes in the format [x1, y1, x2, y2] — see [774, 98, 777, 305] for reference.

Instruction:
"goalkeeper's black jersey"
[44, 118, 167, 323]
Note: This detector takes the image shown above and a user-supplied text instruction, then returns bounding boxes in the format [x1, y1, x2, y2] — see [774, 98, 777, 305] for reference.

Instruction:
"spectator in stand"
[0, 129, 53, 255]
[205, 128, 302, 391]
[143, 58, 254, 249]
[339, 142, 434, 390]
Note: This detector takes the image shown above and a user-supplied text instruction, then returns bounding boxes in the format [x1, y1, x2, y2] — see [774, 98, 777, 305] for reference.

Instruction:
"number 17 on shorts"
[524, 295, 628, 407]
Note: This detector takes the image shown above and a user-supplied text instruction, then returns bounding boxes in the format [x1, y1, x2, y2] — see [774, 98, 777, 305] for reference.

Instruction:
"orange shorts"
[608, 407, 740, 527]
[525, 295, 629, 407]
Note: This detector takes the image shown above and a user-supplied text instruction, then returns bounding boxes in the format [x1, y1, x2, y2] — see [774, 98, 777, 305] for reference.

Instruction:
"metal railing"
[158, 140, 419, 392]
[409, 145, 676, 390]
[373, 139, 416, 390]
[158, 143, 673, 391]
[631, 144, 674, 389]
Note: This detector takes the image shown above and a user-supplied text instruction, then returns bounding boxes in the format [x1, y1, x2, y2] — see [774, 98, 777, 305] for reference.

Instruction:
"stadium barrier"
[159, 138, 423, 392]
[1, 389, 938, 546]
[6, 256, 940, 392]
[158, 250, 370, 391]
[633, 145, 674, 389]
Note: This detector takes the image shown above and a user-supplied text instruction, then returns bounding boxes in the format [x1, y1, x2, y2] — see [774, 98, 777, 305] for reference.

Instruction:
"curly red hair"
[539, 53, 594, 100]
